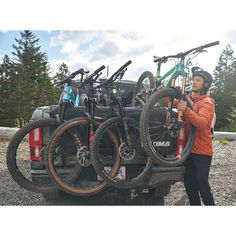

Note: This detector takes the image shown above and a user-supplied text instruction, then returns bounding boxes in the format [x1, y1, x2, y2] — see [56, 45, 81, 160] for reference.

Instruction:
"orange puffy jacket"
[185, 95, 214, 156]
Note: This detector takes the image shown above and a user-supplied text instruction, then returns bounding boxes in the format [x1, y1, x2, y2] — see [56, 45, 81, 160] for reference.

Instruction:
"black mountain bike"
[44, 63, 134, 196]
[91, 61, 153, 189]
[6, 68, 87, 193]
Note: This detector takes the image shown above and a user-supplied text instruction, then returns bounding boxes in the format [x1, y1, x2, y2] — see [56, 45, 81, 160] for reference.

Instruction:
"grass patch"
[219, 138, 230, 145]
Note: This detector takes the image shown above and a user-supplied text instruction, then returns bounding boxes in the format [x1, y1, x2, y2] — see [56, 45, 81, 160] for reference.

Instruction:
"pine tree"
[226, 93, 236, 132]
[9, 30, 60, 127]
[54, 62, 70, 83]
[212, 45, 236, 130]
[0, 55, 16, 126]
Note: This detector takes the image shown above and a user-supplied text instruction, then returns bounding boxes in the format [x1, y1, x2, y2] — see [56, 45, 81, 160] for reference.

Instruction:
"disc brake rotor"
[119, 142, 135, 161]
[76, 146, 91, 167]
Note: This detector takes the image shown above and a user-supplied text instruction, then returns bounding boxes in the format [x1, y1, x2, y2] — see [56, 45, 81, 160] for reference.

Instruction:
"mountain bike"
[90, 61, 153, 189]
[139, 41, 220, 166]
[132, 41, 219, 107]
[6, 68, 87, 193]
[44, 63, 133, 196]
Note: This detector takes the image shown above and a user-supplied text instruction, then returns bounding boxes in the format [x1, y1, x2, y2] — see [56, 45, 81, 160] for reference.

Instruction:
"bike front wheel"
[45, 117, 121, 196]
[91, 117, 153, 189]
[140, 88, 196, 166]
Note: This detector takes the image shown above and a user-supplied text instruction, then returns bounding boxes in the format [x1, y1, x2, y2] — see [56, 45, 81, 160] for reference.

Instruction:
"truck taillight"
[176, 123, 189, 159]
[29, 128, 42, 161]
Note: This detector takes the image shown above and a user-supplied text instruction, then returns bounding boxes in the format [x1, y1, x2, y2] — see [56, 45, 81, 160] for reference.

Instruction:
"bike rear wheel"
[140, 88, 196, 166]
[45, 117, 121, 196]
[132, 71, 155, 107]
[6, 118, 59, 193]
[91, 117, 153, 189]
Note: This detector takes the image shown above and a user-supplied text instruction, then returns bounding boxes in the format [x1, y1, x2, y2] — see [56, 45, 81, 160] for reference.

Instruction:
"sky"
[1, 0, 236, 82]
[0, 30, 235, 81]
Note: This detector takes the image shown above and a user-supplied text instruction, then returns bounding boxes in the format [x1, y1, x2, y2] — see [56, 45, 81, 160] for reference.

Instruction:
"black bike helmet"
[191, 67, 213, 91]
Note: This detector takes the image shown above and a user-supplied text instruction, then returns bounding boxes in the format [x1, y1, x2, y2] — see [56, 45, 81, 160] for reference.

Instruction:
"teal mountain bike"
[138, 41, 219, 166]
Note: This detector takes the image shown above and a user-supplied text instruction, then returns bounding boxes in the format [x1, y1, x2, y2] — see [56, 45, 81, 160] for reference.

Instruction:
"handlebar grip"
[203, 41, 220, 48]
[71, 68, 85, 77]
[118, 60, 132, 71]
[54, 79, 67, 87]
[54, 68, 85, 86]
[94, 65, 105, 74]
[80, 65, 105, 87]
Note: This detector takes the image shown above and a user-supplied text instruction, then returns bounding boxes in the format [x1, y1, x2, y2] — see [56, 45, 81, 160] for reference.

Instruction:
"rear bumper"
[147, 166, 185, 188]
[31, 165, 185, 188]
[31, 169, 54, 185]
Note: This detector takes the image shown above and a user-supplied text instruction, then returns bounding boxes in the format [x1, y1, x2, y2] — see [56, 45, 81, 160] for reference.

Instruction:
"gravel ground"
[164, 140, 236, 206]
[0, 140, 235, 206]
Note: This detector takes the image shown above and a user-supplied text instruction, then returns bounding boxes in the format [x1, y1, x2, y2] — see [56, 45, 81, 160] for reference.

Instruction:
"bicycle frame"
[133, 41, 220, 108]
[106, 72, 135, 151]
[82, 76, 99, 147]
[58, 83, 81, 123]
[73, 63, 131, 163]
[155, 58, 188, 90]
[61, 84, 80, 106]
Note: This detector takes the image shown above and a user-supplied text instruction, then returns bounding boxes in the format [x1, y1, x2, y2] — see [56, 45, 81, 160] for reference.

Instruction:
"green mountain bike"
[132, 41, 219, 107]
[138, 41, 219, 166]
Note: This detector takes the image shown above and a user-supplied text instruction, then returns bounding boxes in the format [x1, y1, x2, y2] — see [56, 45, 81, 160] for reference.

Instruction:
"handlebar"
[94, 65, 106, 75]
[203, 41, 220, 48]
[54, 68, 86, 86]
[118, 60, 132, 72]
[154, 41, 220, 63]
[87, 65, 105, 81]
[78, 65, 105, 89]
[108, 60, 132, 82]
[94, 61, 132, 90]
[71, 68, 85, 77]
[181, 40, 219, 57]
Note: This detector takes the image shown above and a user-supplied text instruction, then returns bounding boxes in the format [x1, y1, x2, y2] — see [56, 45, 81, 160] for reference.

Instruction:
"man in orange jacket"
[178, 68, 215, 205]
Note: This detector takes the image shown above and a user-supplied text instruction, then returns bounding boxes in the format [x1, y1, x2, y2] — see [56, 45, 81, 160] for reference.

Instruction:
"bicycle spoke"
[150, 130, 168, 142]
[91, 117, 153, 189]
[63, 164, 82, 185]
[140, 88, 196, 166]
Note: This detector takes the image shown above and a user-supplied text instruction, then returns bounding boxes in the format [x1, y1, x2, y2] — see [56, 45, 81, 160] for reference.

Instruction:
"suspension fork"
[85, 85, 96, 146]
[166, 98, 174, 125]
[58, 101, 68, 122]
[89, 92, 97, 146]
[178, 76, 187, 123]
[116, 98, 133, 149]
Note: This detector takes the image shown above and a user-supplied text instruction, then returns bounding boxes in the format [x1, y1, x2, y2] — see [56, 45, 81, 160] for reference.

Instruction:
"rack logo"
[153, 141, 170, 147]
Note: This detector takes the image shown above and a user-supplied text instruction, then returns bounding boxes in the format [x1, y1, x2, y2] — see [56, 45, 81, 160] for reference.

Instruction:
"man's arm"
[184, 102, 214, 128]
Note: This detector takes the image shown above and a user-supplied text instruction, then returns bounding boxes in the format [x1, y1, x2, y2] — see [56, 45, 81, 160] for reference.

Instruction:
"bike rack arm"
[53, 68, 86, 87]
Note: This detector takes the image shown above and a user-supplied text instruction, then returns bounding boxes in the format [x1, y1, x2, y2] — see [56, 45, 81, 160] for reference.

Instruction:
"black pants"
[184, 153, 215, 205]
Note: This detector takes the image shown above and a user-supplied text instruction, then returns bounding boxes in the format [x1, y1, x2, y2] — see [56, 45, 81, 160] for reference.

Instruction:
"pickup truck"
[30, 79, 185, 205]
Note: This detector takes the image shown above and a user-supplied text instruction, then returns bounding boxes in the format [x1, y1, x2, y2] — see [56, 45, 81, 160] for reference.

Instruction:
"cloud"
[48, 30, 235, 81]
[49, 59, 67, 74]
[49, 31, 161, 72]
[91, 41, 121, 60]
[225, 31, 236, 45]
